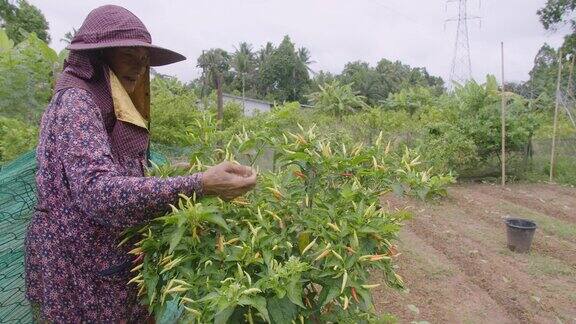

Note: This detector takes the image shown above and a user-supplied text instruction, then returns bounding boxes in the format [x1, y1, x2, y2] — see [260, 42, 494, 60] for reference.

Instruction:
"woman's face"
[102, 47, 149, 94]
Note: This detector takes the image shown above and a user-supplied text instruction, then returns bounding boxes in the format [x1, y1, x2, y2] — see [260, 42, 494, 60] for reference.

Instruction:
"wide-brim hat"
[67, 5, 186, 67]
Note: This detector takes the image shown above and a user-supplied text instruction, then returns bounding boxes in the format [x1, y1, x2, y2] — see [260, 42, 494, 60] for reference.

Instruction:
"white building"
[223, 93, 273, 116]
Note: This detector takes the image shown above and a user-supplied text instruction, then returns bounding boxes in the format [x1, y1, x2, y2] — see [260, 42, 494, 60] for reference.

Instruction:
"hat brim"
[67, 40, 186, 66]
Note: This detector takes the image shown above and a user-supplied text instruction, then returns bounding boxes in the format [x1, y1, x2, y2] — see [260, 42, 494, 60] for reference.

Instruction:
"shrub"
[308, 81, 368, 120]
[0, 29, 57, 123]
[0, 116, 37, 164]
[150, 76, 200, 147]
[125, 117, 454, 323]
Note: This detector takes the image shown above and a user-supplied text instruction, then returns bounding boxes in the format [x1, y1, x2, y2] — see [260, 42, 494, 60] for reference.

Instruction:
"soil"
[372, 183, 576, 324]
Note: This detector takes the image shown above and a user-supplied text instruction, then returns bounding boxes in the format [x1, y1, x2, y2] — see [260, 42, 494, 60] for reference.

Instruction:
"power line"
[445, 0, 481, 87]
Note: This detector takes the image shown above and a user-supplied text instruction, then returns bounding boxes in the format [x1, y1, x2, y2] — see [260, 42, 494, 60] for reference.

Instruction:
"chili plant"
[125, 124, 453, 323]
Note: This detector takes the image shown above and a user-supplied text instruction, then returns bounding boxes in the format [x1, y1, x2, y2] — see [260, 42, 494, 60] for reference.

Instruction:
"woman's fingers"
[226, 173, 256, 195]
[225, 163, 253, 177]
[202, 161, 257, 199]
[237, 170, 257, 188]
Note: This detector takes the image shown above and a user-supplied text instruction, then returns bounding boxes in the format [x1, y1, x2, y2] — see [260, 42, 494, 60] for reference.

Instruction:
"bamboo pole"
[565, 54, 576, 128]
[550, 49, 563, 182]
[500, 42, 506, 186]
[568, 54, 575, 98]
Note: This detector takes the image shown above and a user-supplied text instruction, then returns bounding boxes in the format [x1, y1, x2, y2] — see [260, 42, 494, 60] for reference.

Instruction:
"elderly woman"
[24, 5, 256, 323]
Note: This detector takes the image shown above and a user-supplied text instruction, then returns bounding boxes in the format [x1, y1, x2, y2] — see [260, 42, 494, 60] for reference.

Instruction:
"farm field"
[374, 183, 576, 324]
[3, 1, 576, 322]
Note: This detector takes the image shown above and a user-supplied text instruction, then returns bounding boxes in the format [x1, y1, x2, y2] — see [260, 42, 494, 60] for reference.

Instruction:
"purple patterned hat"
[67, 5, 185, 66]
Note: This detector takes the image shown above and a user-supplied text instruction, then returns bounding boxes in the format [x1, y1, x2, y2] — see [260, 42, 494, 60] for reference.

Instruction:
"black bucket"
[505, 218, 537, 253]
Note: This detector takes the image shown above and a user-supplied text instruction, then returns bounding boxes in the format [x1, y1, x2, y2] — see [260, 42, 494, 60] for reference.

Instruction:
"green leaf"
[356, 287, 374, 311]
[214, 306, 236, 324]
[262, 249, 273, 268]
[238, 138, 256, 153]
[238, 296, 270, 323]
[205, 213, 230, 232]
[267, 296, 298, 323]
[228, 307, 248, 323]
[168, 226, 185, 254]
[155, 298, 182, 324]
[143, 260, 159, 309]
[286, 276, 305, 308]
[318, 283, 341, 307]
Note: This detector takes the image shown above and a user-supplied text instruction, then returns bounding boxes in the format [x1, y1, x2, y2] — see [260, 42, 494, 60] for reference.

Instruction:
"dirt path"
[373, 184, 576, 324]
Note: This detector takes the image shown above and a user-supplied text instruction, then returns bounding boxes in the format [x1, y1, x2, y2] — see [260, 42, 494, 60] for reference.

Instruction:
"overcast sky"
[30, 0, 569, 84]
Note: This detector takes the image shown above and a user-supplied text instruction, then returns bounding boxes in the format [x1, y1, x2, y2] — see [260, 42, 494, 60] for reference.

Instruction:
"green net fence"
[0, 150, 167, 323]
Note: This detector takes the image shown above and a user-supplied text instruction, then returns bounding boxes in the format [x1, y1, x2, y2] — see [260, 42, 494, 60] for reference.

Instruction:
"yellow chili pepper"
[332, 250, 344, 262]
[326, 222, 341, 232]
[130, 263, 143, 272]
[341, 270, 348, 293]
[301, 238, 317, 255]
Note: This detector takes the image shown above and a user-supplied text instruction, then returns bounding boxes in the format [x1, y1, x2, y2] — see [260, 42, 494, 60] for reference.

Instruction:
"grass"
[527, 255, 575, 277]
[497, 201, 576, 241]
[523, 155, 576, 186]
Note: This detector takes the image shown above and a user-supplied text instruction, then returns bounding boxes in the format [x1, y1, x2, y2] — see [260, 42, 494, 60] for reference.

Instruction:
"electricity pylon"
[445, 0, 481, 87]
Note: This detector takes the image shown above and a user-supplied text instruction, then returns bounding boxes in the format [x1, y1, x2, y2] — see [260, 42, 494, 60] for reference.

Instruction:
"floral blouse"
[25, 88, 203, 322]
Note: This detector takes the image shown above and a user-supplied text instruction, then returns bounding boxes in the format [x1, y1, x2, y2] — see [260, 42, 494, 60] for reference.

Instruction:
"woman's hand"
[202, 161, 257, 200]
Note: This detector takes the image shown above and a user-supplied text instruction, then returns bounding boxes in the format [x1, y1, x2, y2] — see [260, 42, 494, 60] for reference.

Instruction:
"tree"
[60, 28, 77, 45]
[538, 1, 576, 54]
[0, 29, 57, 123]
[531, 2, 576, 102]
[526, 44, 558, 99]
[197, 48, 230, 128]
[0, 1, 13, 26]
[385, 86, 436, 116]
[523, 43, 576, 102]
[232, 42, 255, 110]
[257, 41, 274, 63]
[336, 59, 444, 106]
[297, 46, 315, 75]
[311, 70, 336, 92]
[0, 0, 50, 44]
[257, 36, 311, 102]
[538, 0, 576, 31]
[339, 61, 384, 105]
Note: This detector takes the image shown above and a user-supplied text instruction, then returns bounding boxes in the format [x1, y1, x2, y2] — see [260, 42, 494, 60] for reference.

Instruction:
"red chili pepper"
[293, 170, 306, 179]
[351, 287, 359, 303]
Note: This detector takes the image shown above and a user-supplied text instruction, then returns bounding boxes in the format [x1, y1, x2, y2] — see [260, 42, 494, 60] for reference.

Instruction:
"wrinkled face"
[102, 47, 149, 94]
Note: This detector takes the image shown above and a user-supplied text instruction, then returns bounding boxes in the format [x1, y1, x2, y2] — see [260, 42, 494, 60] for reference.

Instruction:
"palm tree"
[297, 46, 316, 76]
[60, 27, 77, 44]
[197, 48, 230, 128]
[291, 46, 315, 100]
[256, 42, 275, 97]
[232, 42, 255, 113]
[258, 42, 274, 63]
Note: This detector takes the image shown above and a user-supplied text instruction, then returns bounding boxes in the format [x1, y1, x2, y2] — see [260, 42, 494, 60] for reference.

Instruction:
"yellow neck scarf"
[109, 69, 150, 131]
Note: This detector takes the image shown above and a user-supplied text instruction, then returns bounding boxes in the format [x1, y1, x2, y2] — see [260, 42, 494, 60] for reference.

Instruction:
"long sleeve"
[54, 88, 203, 228]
